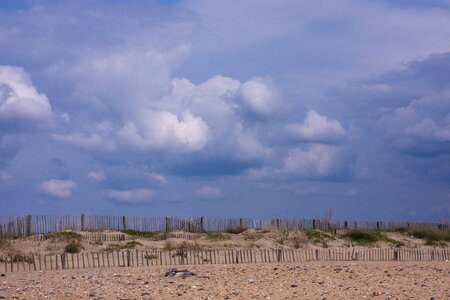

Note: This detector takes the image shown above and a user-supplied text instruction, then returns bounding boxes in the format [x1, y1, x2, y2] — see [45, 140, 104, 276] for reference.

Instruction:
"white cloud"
[246, 167, 271, 180]
[86, 170, 105, 182]
[38, 179, 77, 198]
[60, 113, 70, 123]
[196, 186, 222, 198]
[0, 171, 13, 183]
[147, 172, 167, 185]
[236, 77, 279, 116]
[105, 188, 154, 204]
[345, 188, 359, 197]
[286, 110, 347, 143]
[283, 144, 350, 179]
[52, 133, 117, 152]
[118, 110, 210, 152]
[0, 65, 51, 125]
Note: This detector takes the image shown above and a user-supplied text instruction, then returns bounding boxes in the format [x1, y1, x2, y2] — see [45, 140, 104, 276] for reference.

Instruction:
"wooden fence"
[1, 215, 449, 239]
[1, 247, 449, 274]
[26, 232, 203, 243]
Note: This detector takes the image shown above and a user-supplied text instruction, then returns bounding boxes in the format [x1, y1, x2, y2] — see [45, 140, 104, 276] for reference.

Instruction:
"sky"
[0, 0, 449, 222]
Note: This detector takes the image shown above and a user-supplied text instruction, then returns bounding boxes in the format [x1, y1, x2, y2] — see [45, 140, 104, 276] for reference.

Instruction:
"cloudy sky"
[0, 0, 449, 222]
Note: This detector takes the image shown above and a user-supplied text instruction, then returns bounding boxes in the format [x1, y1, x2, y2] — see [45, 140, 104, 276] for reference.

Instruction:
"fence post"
[277, 249, 282, 262]
[393, 249, 398, 261]
[200, 216, 204, 233]
[26, 215, 33, 236]
[122, 216, 127, 230]
[81, 214, 86, 231]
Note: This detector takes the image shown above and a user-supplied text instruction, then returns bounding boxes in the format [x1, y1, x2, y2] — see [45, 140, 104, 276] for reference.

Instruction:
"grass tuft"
[65, 241, 83, 253]
[206, 232, 230, 241]
[345, 229, 382, 245]
[119, 230, 159, 238]
[47, 231, 82, 242]
[225, 226, 247, 234]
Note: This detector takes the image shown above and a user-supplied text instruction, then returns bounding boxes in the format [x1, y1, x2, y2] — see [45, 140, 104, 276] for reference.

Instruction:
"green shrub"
[48, 231, 82, 242]
[225, 226, 247, 234]
[123, 241, 143, 248]
[65, 241, 83, 253]
[207, 232, 230, 241]
[306, 230, 336, 241]
[345, 229, 382, 245]
[119, 230, 159, 238]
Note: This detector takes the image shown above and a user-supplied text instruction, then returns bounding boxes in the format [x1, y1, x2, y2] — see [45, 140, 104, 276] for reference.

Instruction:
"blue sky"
[0, 0, 449, 222]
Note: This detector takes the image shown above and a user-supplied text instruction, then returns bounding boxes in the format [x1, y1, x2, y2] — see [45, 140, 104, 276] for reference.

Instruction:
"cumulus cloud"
[196, 186, 222, 198]
[86, 170, 105, 183]
[0, 171, 13, 183]
[105, 188, 154, 204]
[38, 179, 77, 198]
[52, 132, 117, 152]
[345, 188, 359, 197]
[0, 65, 51, 127]
[118, 110, 210, 152]
[283, 144, 352, 180]
[378, 94, 450, 156]
[245, 167, 271, 180]
[286, 110, 347, 143]
[147, 172, 167, 185]
[233, 125, 274, 162]
[236, 77, 279, 116]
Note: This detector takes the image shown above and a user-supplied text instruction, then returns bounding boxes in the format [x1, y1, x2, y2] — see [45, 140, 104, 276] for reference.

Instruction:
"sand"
[1, 261, 449, 299]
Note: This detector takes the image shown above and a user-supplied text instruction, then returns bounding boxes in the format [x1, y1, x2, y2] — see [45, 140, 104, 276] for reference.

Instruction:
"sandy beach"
[1, 261, 449, 299]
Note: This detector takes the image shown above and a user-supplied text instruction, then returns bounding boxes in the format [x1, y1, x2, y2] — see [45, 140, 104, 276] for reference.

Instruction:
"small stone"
[290, 284, 298, 288]
[0, 274, 5, 277]
[372, 291, 381, 296]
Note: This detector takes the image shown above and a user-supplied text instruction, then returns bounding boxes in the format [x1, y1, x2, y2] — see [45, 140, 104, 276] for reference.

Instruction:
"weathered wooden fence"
[26, 232, 203, 243]
[1, 247, 449, 274]
[1, 215, 449, 239]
